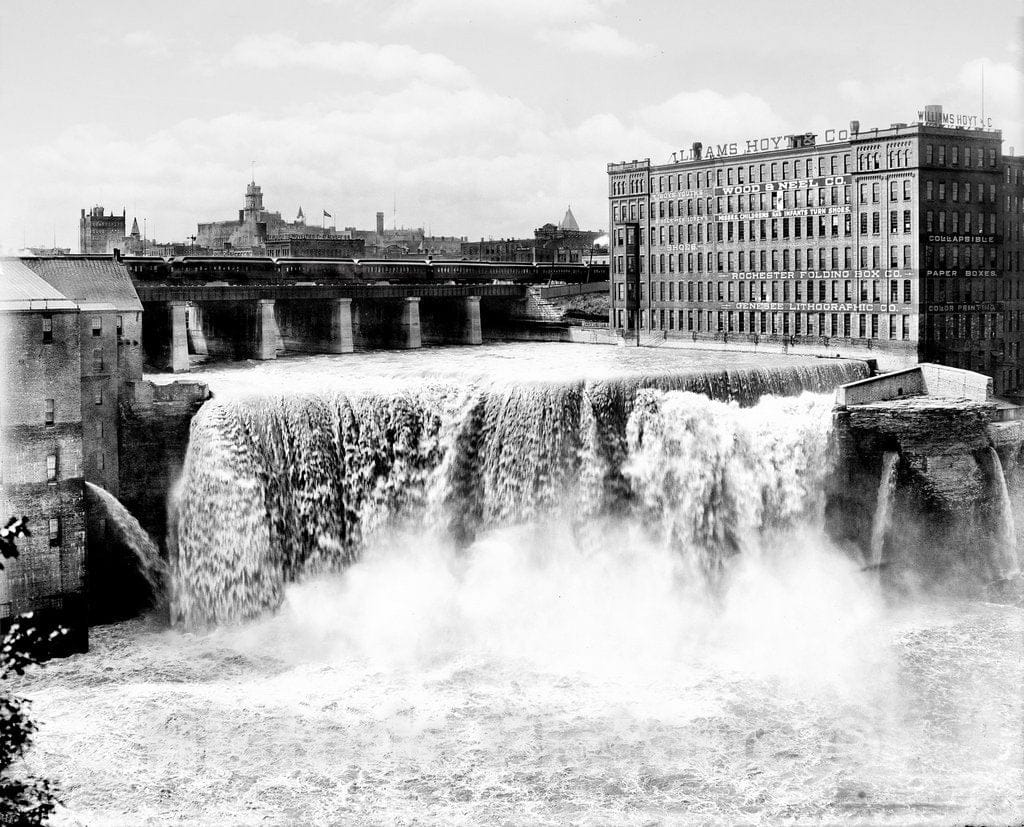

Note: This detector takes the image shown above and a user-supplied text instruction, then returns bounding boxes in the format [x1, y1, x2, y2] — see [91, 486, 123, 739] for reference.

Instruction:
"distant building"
[22, 247, 71, 257]
[460, 207, 602, 263]
[196, 180, 351, 255]
[80, 206, 126, 254]
[265, 236, 365, 258]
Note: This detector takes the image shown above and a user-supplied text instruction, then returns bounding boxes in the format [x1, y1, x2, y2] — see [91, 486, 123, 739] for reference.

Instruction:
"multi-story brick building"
[19, 257, 145, 496]
[607, 106, 1024, 397]
[0, 258, 87, 650]
[79, 206, 126, 254]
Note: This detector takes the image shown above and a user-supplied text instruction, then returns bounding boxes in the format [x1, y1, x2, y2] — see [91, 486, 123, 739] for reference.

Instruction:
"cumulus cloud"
[222, 34, 476, 88]
[639, 90, 791, 156]
[383, 0, 617, 27]
[537, 23, 648, 58]
[122, 30, 171, 58]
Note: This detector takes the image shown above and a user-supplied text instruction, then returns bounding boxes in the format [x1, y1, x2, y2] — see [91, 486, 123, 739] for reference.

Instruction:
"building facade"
[80, 206, 126, 254]
[0, 259, 86, 649]
[607, 107, 1024, 397]
[461, 208, 602, 263]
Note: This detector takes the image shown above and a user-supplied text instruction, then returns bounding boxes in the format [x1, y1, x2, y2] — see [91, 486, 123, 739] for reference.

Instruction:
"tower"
[241, 180, 264, 225]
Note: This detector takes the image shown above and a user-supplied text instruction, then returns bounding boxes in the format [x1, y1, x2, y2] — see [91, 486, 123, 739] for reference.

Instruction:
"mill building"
[607, 105, 1024, 398]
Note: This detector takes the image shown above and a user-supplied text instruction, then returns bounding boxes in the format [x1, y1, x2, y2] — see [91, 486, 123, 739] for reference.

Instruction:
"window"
[904, 280, 912, 303]
[44, 399, 54, 426]
[91, 317, 102, 337]
[46, 453, 58, 482]
[49, 518, 60, 547]
[938, 145, 946, 165]
[903, 180, 911, 200]
[903, 210, 912, 234]
[925, 144, 933, 164]
[42, 314, 53, 343]
[94, 388, 103, 405]
[92, 348, 104, 372]
[872, 183, 879, 203]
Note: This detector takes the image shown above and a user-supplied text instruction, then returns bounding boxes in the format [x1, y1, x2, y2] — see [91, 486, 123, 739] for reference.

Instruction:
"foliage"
[0, 517, 63, 825]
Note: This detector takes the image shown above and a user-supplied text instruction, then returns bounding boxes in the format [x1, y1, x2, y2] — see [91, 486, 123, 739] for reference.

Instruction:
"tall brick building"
[608, 106, 1024, 397]
[0, 255, 144, 647]
[79, 206, 126, 254]
[0, 259, 86, 648]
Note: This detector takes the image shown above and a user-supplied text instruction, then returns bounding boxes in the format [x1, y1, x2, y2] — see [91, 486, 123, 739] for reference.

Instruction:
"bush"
[0, 517, 63, 825]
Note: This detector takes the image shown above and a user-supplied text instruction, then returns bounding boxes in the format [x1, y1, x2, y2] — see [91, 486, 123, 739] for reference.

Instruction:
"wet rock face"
[828, 397, 999, 586]
[843, 397, 994, 514]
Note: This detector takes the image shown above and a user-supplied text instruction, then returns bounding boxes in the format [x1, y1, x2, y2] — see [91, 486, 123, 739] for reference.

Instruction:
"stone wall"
[827, 395, 1003, 589]
[119, 380, 209, 554]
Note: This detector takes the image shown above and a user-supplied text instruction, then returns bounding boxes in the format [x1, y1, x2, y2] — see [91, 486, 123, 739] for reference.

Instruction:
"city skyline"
[1, 0, 1021, 252]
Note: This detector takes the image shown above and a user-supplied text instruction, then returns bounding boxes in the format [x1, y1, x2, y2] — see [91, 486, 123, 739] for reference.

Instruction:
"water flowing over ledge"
[171, 359, 866, 627]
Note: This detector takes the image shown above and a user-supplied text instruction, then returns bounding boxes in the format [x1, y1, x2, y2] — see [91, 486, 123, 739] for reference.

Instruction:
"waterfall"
[85, 482, 167, 617]
[986, 447, 1021, 581]
[867, 452, 899, 568]
[172, 362, 867, 628]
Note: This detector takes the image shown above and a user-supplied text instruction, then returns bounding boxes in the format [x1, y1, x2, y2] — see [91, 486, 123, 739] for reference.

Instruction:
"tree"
[0, 516, 63, 825]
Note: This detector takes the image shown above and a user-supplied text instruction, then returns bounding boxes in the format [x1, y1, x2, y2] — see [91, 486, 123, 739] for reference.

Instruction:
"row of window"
[615, 243, 915, 275]
[618, 277, 914, 305]
[636, 214, 854, 248]
[39, 315, 122, 342]
[924, 211, 998, 234]
[627, 155, 854, 195]
[925, 181, 997, 204]
[858, 180, 913, 204]
[615, 307, 913, 340]
[923, 144, 997, 168]
[923, 245, 1000, 269]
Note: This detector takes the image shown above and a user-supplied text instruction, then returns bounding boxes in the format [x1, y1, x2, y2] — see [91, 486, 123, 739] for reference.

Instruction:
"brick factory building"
[0, 259, 87, 649]
[0, 256, 144, 648]
[607, 105, 1024, 397]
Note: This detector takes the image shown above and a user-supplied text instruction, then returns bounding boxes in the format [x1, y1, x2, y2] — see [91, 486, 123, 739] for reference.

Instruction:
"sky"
[1, 0, 1021, 252]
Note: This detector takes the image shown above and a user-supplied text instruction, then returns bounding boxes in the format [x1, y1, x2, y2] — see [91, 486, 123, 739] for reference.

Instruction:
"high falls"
[171, 355, 865, 627]
[15, 345, 1024, 825]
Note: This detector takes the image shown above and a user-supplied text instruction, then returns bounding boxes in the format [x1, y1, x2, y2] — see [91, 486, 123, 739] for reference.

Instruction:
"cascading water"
[85, 482, 167, 615]
[985, 446, 1021, 581]
[172, 362, 866, 627]
[15, 349, 1024, 826]
[867, 451, 899, 568]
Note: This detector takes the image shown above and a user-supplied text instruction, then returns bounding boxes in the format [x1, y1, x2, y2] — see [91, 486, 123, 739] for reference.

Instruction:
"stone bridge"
[123, 255, 607, 371]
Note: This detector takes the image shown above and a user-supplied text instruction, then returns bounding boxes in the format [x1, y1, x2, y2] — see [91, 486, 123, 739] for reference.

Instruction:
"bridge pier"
[186, 304, 208, 356]
[401, 297, 422, 349]
[464, 296, 482, 345]
[329, 298, 354, 354]
[168, 301, 190, 372]
[252, 299, 279, 360]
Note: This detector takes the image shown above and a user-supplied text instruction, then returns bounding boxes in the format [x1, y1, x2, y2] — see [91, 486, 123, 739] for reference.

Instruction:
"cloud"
[122, 30, 171, 58]
[381, 0, 619, 27]
[639, 90, 790, 155]
[222, 34, 475, 88]
[537, 24, 648, 58]
[834, 57, 1023, 150]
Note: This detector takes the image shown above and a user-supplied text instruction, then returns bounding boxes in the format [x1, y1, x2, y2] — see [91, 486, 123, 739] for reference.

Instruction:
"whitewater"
[10, 345, 1023, 825]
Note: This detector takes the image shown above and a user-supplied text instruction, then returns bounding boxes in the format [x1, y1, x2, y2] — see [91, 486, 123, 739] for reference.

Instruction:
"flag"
[323, 210, 332, 218]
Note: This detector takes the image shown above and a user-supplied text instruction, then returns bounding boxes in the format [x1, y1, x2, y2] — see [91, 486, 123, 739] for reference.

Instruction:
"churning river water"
[12, 345, 1024, 825]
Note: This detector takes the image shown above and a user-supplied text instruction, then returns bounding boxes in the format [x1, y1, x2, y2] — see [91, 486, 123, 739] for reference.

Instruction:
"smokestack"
[376, 211, 385, 235]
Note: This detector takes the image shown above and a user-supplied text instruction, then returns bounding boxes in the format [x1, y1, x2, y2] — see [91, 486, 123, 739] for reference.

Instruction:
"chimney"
[849, 120, 860, 135]
[376, 211, 385, 235]
[691, 141, 703, 160]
